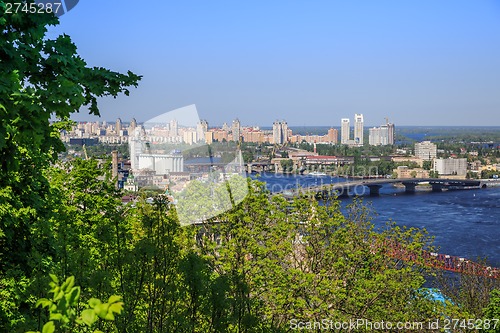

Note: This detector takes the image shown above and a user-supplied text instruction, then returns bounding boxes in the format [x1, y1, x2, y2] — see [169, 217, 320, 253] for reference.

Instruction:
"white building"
[415, 141, 437, 161]
[354, 114, 364, 146]
[138, 153, 184, 175]
[129, 127, 145, 170]
[369, 126, 389, 146]
[341, 118, 350, 144]
[369, 122, 395, 146]
[433, 158, 467, 176]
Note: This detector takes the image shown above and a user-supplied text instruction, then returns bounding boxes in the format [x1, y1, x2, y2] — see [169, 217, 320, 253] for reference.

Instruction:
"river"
[250, 173, 500, 268]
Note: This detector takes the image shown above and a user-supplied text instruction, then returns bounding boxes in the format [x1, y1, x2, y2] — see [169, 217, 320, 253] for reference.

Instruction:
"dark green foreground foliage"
[0, 1, 139, 331]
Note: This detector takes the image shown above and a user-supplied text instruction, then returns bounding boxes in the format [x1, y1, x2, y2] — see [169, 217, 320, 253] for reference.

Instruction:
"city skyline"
[51, 1, 500, 126]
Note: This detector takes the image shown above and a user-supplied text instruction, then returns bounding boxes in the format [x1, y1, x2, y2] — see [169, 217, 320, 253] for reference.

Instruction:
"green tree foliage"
[194, 186, 461, 332]
[47, 159, 124, 297]
[435, 267, 500, 319]
[27, 274, 123, 333]
[0, 3, 140, 330]
[280, 159, 293, 173]
[483, 289, 500, 332]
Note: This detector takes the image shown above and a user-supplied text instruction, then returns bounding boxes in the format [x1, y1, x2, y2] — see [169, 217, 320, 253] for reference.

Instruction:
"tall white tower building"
[341, 118, 350, 144]
[354, 114, 364, 146]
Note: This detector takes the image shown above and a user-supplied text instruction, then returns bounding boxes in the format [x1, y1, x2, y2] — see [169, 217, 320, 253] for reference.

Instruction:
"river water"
[250, 173, 500, 268]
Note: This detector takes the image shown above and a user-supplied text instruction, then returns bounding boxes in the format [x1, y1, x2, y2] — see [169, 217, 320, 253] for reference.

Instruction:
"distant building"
[129, 127, 144, 170]
[213, 129, 228, 142]
[205, 131, 214, 144]
[369, 119, 395, 146]
[369, 126, 388, 146]
[138, 153, 184, 175]
[130, 118, 137, 133]
[433, 158, 467, 176]
[197, 120, 208, 143]
[354, 114, 364, 146]
[68, 138, 99, 146]
[394, 166, 429, 179]
[273, 120, 289, 145]
[387, 122, 395, 145]
[415, 141, 437, 161]
[232, 119, 241, 142]
[183, 129, 197, 145]
[341, 118, 350, 144]
[116, 118, 122, 134]
[327, 128, 338, 144]
[391, 156, 424, 167]
[169, 119, 178, 137]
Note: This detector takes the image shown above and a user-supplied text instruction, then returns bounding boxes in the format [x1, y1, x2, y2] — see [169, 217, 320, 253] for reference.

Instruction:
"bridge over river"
[279, 178, 500, 199]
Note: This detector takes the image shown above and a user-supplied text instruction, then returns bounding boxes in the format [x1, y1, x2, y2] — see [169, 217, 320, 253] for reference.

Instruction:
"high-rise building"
[232, 119, 241, 142]
[354, 114, 364, 146]
[116, 118, 122, 134]
[129, 127, 144, 170]
[415, 141, 437, 160]
[197, 119, 208, 142]
[341, 118, 350, 144]
[273, 120, 289, 145]
[169, 119, 178, 137]
[130, 118, 137, 133]
[369, 126, 386, 146]
[387, 122, 395, 145]
[368, 118, 395, 146]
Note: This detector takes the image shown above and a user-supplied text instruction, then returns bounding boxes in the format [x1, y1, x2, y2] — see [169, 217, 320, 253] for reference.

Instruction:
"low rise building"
[433, 158, 467, 176]
[391, 156, 424, 167]
[394, 166, 429, 179]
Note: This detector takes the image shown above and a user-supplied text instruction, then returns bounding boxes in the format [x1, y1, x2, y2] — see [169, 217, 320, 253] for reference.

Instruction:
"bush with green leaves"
[27, 275, 123, 333]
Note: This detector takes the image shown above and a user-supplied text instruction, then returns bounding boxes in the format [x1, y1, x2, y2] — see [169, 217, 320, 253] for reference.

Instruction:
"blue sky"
[51, 0, 500, 126]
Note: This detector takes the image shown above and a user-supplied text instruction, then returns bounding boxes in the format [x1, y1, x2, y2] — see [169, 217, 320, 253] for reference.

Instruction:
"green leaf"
[107, 295, 121, 304]
[49, 313, 63, 321]
[88, 298, 102, 308]
[80, 309, 97, 326]
[66, 286, 80, 306]
[108, 302, 124, 315]
[61, 276, 75, 292]
[103, 312, 115, 321]
[94, 303, 109, 319]
[36, 298, 52, 308]
[49, 274, 59, 284]
[42, 321, 55, 333]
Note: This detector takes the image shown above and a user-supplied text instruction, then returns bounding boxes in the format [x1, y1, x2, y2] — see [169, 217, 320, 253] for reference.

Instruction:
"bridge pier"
[402, 182, 416, 193]
[367, 185, 382, 196]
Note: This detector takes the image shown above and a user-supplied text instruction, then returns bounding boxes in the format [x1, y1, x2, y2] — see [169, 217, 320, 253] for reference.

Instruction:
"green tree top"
[0, 1, 140, 279]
